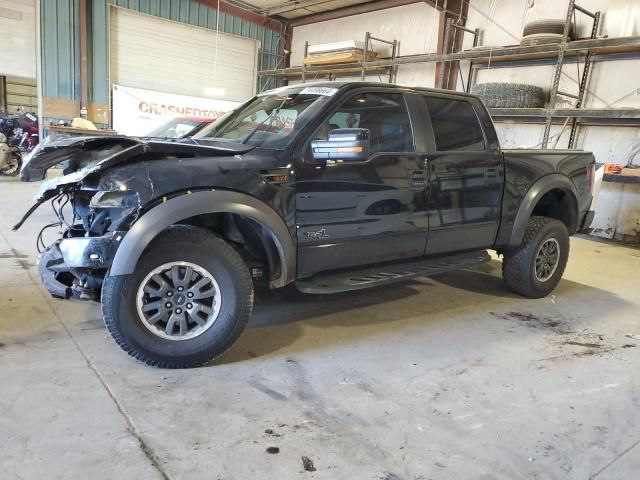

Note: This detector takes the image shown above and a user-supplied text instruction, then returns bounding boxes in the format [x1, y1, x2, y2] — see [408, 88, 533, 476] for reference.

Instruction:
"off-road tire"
[102, 226, 254, 368]
[471, 82, 545, 108]
[520, 33, 564, 47]
[522, 19, 574, 38]
[502, 216, 570, 298]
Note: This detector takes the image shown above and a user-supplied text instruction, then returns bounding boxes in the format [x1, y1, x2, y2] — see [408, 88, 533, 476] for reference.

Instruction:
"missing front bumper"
[38, 232, 124, 299]
[57, 231, 124, 269]
[38, 244, 74, 299]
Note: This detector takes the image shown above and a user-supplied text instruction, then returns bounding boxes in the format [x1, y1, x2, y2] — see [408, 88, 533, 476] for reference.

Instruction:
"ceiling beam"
[263, 0, 338, 16]
[289, 0, 443, 27]
[194, 0, 286, 33]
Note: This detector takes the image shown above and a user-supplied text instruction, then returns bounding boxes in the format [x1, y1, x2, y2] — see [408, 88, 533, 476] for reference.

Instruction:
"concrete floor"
[1, 175, 639, 480]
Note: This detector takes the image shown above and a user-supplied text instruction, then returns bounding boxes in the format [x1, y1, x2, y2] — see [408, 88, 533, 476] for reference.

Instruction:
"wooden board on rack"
[303, 50, 378, 66]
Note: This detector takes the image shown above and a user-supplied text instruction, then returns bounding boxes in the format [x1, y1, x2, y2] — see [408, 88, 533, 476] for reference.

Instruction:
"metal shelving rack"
[259, 36, 640, 77]
[439, 18, 480, 92]
[260, 38, 640, 87]
[536, 0, 601, 148]
[296, 32, 398, 83]
[488, 108, 640, 123]
[258, 11, 640, 147]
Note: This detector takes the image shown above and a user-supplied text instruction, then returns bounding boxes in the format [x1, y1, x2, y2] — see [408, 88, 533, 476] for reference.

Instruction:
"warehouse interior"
[1, 0, 639, 478]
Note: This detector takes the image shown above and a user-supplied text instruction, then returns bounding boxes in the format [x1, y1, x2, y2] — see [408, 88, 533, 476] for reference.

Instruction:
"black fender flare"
[109, 190, 295, 288]
[508, 174, 578, 247]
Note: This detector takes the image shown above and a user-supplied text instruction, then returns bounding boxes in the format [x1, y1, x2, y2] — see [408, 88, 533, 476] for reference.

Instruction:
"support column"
[434, 0, 468, 90]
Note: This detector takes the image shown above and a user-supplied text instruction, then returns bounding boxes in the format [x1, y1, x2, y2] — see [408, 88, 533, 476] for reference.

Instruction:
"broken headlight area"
[36, 188, 138, 301]
[85, 189, 141, 233]
[90, 190, 140, 209]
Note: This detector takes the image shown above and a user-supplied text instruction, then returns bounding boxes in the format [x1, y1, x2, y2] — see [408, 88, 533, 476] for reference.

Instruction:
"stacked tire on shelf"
[471, 19, 572, 109]
[521, 19, 574, 46]
[472, 83, 545, 108]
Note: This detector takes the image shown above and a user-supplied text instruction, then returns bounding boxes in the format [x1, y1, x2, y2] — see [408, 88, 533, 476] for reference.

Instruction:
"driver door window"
[312, 93, 414, 154]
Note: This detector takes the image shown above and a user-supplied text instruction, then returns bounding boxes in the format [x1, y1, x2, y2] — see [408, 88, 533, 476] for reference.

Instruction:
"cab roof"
[263, 81, 477, 99]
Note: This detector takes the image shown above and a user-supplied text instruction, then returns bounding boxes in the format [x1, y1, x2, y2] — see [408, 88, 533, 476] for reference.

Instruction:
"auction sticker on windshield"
[299, 87, 338, 96]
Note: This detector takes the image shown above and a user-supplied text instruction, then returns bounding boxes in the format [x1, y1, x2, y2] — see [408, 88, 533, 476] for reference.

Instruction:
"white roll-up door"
[109, 6, 259, 103]
[4, 76, 37, 114]
[0, 0, 36, 78]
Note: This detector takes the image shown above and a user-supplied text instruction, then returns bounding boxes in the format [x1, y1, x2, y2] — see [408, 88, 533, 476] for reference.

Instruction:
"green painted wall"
[40, 0, 282, 111]
[41, 0, 81, 100]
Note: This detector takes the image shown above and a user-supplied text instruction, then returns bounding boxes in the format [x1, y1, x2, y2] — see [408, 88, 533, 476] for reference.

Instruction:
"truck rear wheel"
[102, 226, 253, 368]
[502, 216, 569, 298]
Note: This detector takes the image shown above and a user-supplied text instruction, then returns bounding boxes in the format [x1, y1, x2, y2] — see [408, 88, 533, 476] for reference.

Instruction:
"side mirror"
[310, 128, 370, 163]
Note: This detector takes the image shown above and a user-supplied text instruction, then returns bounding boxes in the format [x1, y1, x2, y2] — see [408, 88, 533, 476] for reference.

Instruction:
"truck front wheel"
[102, 226, 254, 368]
[502, 216, 569, 298]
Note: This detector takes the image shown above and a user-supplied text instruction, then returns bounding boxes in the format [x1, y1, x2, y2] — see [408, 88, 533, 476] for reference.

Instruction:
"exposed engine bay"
[13, 138, 142, 299]
[31, 188, 135, 300]
[14, 134, 278, 300]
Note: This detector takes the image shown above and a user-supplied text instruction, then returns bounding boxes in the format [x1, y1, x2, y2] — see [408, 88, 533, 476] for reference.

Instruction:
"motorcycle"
[0, 109, 39, 177]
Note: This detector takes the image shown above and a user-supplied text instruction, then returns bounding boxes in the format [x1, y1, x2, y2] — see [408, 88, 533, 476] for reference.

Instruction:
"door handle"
[408, 170, 426, 189]
[484, 168, 498, 178]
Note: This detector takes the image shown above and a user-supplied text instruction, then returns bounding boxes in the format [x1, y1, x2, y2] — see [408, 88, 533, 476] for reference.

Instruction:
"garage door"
[0, 0, 36, 78]
[2, 76, 37, 114]
[109, 7, 259, 103]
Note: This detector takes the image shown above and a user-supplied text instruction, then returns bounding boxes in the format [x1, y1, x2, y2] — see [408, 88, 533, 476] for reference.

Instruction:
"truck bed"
[495, 149, 595, 247]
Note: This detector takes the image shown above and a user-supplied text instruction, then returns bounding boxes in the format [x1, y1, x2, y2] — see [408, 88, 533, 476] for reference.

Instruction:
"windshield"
[193, 86, 338, 149]
[144, 118, 208, 138]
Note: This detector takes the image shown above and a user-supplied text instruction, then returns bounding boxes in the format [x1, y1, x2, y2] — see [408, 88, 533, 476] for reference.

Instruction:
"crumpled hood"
[13, 135, 256, 230]
[20, 135, 255, 182]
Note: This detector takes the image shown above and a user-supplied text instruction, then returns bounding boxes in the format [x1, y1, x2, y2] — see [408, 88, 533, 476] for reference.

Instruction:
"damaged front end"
[32, 188, 139, 300]
[16, 137, 152, 300]
[15, 135, 256, 300]
[38, 231, 124, 300]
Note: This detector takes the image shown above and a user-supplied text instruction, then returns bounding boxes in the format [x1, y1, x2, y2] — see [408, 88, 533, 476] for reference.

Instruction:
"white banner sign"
[112, 84, 239, 136]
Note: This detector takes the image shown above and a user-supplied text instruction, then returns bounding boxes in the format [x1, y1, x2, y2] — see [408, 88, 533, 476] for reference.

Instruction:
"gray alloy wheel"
[136, 261, 222, 340]
[502, 216, 569, 298]
[534, 238, 560, 282]
[102, 226, 254, 368]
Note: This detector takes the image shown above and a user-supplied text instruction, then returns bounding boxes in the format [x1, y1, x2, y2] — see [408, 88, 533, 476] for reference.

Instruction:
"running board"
[295, 250, 491, 294]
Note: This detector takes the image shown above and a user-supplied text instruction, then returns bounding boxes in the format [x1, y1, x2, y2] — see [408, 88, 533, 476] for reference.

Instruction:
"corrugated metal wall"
[40, 0, 80, 101]
[40, 0, 283, 111]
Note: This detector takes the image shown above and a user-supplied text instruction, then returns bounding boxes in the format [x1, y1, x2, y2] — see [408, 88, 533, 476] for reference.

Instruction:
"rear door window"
[422, 97, 485, 151]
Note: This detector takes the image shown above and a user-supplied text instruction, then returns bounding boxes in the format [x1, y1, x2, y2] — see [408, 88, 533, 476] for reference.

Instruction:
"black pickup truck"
[16, 82, 595, 368]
